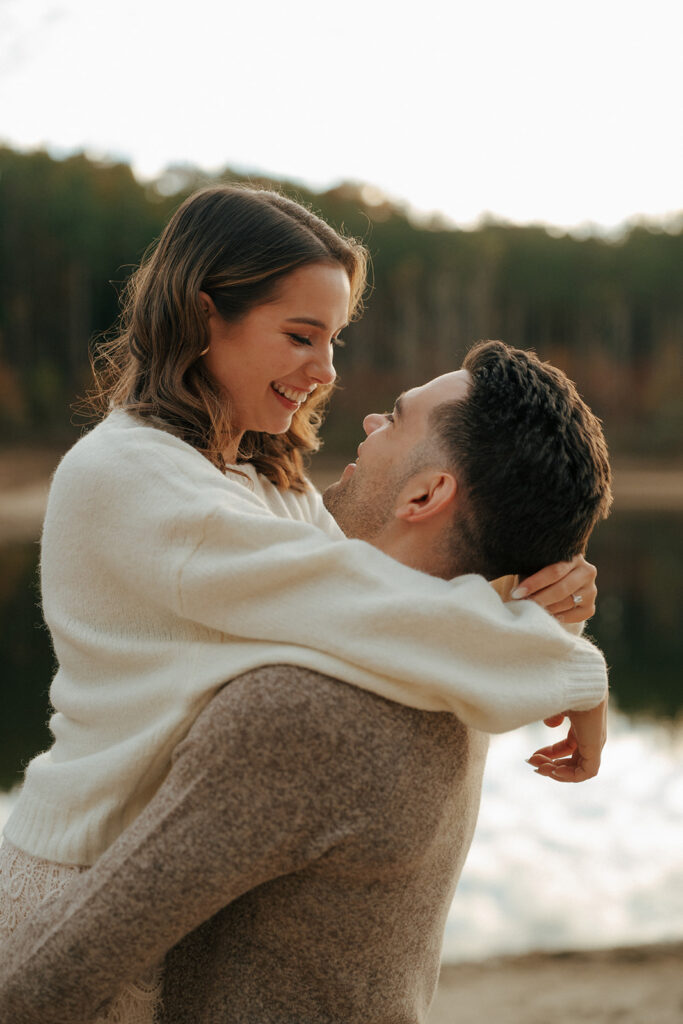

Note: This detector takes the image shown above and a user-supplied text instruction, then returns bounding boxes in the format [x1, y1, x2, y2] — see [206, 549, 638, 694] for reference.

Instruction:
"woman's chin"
[247, 414, 296, 437]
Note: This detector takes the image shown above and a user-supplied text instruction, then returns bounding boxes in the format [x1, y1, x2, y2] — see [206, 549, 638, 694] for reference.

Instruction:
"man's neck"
[371, 528, 463, 581]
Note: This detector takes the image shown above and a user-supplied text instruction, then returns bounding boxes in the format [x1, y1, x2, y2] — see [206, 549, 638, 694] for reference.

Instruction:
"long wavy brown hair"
[86, 185, 368, 490]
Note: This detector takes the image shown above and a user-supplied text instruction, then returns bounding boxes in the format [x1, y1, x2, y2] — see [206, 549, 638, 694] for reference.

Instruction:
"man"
[0, 341, 611, 1023]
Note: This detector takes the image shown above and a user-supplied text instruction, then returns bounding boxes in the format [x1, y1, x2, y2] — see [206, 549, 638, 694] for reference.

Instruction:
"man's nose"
[362, 413, 384, 435]
[307, 345, 336, 386]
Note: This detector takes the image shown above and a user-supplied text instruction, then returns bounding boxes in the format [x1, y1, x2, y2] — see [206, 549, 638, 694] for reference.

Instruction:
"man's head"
[323, 340, 612, 580]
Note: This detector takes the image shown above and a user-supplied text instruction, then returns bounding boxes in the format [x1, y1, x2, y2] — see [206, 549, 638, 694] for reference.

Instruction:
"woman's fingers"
[512, 560, 574, 600]
[528, 737, 577, 763]
[529, 559, 596, 609]
[536, 761, 596, 783]
[529, 699, 607, 783]
[543, 575, 597, 614]
[513, 555, 597, 622]
[543, 713, 567, 728]
[533, 756, 574, 772]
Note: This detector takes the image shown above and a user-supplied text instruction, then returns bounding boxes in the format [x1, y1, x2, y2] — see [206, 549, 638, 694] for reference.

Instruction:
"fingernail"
[511, 587, 528, 600]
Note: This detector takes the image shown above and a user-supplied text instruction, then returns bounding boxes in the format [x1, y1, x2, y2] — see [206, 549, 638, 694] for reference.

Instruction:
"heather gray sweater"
[0, 666, 489, 1024]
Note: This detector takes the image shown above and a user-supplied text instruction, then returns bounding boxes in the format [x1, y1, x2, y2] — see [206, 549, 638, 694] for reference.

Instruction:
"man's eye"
[383, 412, 394, 423]
[288, 333, 312, 346]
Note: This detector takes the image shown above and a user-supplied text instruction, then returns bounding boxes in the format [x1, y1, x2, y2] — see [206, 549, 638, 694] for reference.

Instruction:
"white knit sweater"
[4, 411, 607, 866]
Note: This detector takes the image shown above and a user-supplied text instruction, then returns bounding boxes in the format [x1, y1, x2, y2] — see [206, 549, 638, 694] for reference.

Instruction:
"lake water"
[442, 710, 683, 960]
[1, 509, 682, 961]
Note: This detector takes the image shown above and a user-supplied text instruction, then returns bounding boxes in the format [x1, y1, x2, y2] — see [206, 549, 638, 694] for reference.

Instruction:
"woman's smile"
[270, 381, 316, 408]
[200, 262, 350, 455]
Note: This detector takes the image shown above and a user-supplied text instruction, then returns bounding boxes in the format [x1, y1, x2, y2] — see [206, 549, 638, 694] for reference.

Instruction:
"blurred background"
[1, 0, 681, 970]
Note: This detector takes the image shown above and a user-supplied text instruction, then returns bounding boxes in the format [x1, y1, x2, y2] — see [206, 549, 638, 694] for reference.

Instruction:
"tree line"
[1, 146, 681, 456]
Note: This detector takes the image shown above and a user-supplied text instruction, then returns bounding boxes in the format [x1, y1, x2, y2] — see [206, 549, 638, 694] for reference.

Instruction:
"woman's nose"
[362, 413, 384, 435]
[307, 345, 336, 386]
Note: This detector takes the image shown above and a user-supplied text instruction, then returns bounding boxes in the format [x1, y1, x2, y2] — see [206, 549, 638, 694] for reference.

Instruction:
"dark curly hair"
[432, 340, 612, 579]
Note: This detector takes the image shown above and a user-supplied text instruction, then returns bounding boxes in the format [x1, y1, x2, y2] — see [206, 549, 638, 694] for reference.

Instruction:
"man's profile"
[0, 341, 612, 1024]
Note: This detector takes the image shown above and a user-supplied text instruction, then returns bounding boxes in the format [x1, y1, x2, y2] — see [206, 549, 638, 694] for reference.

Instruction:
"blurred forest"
[1, 145, 681, 457]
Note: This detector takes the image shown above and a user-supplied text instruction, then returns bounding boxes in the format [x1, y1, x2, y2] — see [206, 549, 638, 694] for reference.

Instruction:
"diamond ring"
[571, 593, 583, 606]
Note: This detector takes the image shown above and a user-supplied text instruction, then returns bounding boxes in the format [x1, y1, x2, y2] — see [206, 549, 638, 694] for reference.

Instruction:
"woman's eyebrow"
[283, 317, 328, 330]
[284, 316, 349, 335]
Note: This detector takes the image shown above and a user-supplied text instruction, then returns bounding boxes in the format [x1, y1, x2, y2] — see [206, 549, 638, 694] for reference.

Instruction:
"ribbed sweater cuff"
[3, 794, 101, 866]
[562, 639, 608, 711]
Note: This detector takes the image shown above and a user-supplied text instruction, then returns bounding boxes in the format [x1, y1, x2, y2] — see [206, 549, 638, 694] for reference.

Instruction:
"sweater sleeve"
[0, 671, 396, 1024]
[52, 422, 606, 734]
[175, 502, 606, 731]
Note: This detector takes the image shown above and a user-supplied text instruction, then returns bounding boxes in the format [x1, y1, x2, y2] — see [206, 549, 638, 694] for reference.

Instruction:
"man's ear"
[394, 470, 457, 524]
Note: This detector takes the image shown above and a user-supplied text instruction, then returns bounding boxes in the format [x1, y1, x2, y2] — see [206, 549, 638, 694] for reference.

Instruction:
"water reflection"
[0, 543, 55, 790]
[443, 710, 683, 960]
[588, 512, 682, 719]
[0, 510, 681, 789]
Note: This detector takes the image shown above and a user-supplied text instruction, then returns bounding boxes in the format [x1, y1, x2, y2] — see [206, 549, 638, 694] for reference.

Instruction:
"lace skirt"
[0, 838, 163, 1023]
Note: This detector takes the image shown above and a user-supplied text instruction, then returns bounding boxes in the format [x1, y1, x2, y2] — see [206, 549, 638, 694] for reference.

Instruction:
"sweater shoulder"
[54, 412, 212, 482]
[173, 665, 486, 852]
[49, 412, 266, 516]
[177, 666, 427, 795]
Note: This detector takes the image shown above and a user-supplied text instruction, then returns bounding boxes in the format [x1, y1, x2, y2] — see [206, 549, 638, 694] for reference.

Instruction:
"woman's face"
[201, 262, 350, 456]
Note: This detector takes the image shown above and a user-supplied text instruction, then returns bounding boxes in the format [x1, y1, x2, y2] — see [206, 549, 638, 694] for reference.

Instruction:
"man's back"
[0, 666, 488, 1024]
[161, 666, 489, 1023]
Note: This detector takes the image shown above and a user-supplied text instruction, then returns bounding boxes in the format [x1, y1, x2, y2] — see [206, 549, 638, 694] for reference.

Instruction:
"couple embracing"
[0, 185, 611, 1023]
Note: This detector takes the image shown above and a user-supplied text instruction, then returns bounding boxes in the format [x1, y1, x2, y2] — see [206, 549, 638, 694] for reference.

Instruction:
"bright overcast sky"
[1, 0, 681, 230]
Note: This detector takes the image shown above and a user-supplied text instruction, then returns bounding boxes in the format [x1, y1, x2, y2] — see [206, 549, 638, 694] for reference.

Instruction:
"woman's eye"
[288, 333, 312, 346]
[332, 335, 345, 348]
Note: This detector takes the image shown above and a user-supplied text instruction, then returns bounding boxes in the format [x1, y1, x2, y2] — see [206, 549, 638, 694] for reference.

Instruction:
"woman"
[0, 185, 601, 1021]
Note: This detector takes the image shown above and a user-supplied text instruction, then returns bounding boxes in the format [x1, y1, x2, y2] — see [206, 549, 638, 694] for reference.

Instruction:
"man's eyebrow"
[393, 395, 405, 420]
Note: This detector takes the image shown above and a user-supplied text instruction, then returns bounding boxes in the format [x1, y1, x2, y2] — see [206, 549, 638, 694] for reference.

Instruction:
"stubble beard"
[322, 467, 398, 542]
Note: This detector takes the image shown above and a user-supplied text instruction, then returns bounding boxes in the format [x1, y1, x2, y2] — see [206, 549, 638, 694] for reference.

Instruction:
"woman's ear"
[198, 291, 216, 318]
[394, 471, 457, 524]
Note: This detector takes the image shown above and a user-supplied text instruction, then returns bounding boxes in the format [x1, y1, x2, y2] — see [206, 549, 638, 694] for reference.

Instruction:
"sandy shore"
[428, 941, 683, 1024]
[1, 449, 682, 543]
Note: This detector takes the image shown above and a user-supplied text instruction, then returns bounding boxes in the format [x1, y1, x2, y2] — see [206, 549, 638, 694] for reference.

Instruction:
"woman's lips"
[270, 384, 299, 410]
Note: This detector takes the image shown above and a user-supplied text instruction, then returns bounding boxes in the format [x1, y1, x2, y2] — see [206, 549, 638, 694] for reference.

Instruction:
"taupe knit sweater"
[0, 666, 489, 1023]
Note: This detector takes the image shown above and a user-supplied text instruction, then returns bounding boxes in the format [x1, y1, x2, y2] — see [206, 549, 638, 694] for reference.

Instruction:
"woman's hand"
[511, 553, 597, 624]
[527, 697, 608, 782]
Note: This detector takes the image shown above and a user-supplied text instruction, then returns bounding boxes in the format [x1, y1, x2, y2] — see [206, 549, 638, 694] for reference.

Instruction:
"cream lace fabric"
[0, 839, 162, 1023]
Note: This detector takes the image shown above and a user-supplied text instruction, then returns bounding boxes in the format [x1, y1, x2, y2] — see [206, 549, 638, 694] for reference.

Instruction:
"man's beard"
[322, 465, 399, 541]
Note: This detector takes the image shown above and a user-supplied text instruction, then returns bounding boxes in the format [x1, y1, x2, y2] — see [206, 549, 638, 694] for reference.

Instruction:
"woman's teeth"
[272, 383, 310, 404]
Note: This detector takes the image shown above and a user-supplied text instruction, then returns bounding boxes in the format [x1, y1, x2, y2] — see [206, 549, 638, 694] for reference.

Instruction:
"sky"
[1, 0, 681, 231]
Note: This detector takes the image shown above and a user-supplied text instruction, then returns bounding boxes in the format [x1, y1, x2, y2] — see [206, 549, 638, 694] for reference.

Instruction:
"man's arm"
[0, 669, 385, 1024]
